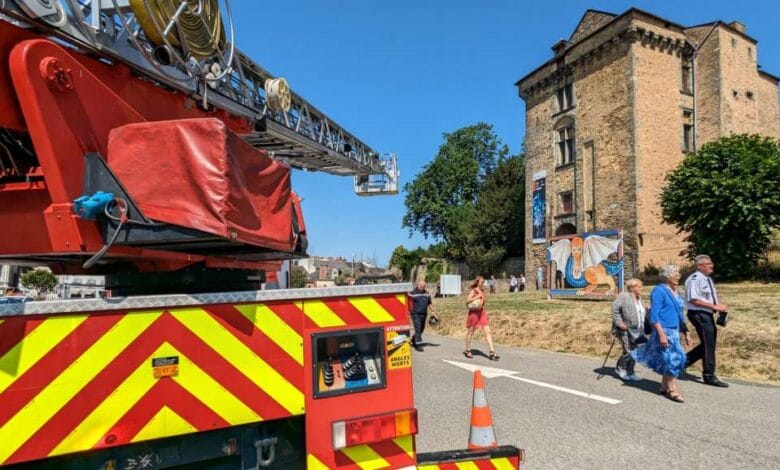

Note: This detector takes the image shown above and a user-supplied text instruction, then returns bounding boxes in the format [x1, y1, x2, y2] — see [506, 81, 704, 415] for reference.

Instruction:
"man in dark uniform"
[409, 280, 436, 352]
[685, 254, 729, 387]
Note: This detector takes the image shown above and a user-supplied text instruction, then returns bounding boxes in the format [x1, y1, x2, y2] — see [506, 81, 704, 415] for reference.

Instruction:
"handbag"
[716, 311, 729, 327]
[467, 298, 483, 311]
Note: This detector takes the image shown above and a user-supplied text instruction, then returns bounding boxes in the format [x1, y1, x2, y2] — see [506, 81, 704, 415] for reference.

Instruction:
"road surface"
[412, 334, 780, 469]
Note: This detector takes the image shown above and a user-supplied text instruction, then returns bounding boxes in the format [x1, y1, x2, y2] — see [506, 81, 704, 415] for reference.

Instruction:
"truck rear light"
[332, 409, 418, 450]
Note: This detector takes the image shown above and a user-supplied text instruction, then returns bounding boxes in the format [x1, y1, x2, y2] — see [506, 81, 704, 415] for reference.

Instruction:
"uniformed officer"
[684, 254, 729, 387]
[408, 280, 436, 352]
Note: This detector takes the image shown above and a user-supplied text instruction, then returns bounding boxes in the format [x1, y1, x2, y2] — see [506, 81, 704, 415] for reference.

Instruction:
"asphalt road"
[412, 334, 780, 469]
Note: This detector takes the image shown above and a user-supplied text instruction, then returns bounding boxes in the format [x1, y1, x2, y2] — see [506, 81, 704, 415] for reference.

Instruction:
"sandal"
[658, 386, 668, 395]
[666, 390, 685, 403]
[489, 351, 500, 361]
[463, 350, 473, 359]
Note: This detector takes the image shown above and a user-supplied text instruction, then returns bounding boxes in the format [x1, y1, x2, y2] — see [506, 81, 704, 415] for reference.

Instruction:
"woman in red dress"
[464, 276, 500, 361]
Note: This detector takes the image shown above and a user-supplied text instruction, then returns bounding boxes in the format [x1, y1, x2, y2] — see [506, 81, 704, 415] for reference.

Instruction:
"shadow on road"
[592, 367, 666, 396]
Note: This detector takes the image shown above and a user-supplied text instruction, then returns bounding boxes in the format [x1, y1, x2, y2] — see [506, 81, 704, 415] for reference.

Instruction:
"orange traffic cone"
[468, 370, 498, 449]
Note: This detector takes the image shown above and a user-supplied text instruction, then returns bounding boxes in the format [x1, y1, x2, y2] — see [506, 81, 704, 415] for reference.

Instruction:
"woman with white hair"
[632, 265, 691, 402]
[611, 278, 648, 381]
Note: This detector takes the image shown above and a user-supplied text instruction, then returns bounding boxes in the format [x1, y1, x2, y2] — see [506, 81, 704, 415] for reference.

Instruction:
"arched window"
[555, 223, 577, 236]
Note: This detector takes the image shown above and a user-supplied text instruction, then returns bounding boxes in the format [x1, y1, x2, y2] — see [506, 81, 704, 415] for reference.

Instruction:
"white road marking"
[444, 360, 622, 405]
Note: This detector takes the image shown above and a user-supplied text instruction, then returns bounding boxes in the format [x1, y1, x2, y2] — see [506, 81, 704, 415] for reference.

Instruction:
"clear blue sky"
[233, 0, 780, 266]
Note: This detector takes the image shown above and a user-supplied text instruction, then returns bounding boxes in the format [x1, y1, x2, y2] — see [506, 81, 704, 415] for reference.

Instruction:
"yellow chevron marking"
[132, 406, 196, 444]
[234, 304, 303, 365]
[455, 462, 480, 470]
[395, 294, 407, 306]
[491, 457, 516, 470]
[341, 444, 390, 470]
[0, 314, 87, 394]
[171, 309, 304, 414]
[348, 297, 394, 323]
[0, 311, 161, 463]
[393, 435, 415, 459]
[52, 345, 158, 455]
[416, 465, 438, 470]
[306, 454, 331, 470]
[53, 343, 259, 456]
[172, 346, 261, 425]
[301, 300, 346, 327]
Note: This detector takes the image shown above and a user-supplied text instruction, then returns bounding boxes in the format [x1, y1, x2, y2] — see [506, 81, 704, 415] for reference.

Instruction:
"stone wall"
[570, 11, 617, 43]
[631, 17, 690, 268]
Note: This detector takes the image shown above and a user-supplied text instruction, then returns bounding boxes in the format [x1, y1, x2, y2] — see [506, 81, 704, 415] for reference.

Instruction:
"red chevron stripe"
[94, 379, 229, 449]
[373, 295, 409, 322]
[322, 298, 374, 325]
[6, 312, 294, 463]
[0, 317, 45, 359]
[0, 314, 121, 428]
[369, 439, 417, 468]
[5, 314, 166, 464]
[202, 304, 304, 390]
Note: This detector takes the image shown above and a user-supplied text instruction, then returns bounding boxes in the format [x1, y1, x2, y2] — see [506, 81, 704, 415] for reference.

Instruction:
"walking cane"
[596, 336, 617, 380]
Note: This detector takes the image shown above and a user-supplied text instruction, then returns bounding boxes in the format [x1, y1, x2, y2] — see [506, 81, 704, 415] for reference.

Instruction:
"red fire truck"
[0, 1, 521, 468]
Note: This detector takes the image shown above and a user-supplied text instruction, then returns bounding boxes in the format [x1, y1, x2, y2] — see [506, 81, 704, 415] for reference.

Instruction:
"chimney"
[552, 39, 571, 57]
[729, 21, 746, 34]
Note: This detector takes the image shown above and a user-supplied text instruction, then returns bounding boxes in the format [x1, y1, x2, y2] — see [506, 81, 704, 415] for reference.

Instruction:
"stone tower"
[516, 8, 780, 281]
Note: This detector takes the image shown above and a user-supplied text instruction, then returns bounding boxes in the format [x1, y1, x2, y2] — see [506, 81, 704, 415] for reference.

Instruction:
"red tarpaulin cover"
[107, 118, 296, 252]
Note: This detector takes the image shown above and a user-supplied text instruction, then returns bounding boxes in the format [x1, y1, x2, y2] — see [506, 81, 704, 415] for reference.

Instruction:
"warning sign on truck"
[386, 329, 411, 369]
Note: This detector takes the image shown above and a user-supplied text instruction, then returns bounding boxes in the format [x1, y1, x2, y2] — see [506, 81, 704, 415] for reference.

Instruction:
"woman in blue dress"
[632, 265, 692, 402]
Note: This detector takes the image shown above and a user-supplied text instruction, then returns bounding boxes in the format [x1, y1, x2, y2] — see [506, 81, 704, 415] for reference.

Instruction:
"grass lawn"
[428, 282, 780, 384]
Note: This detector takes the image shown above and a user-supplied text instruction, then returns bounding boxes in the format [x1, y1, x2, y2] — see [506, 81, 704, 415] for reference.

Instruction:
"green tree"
[290, 266, 308, 288]
[461, 154, 526, 274]
[388, 245, 426, 280]
[402, 123, 508, 258]
[21, 268, 58, 297]
[661, 134, 780, 278]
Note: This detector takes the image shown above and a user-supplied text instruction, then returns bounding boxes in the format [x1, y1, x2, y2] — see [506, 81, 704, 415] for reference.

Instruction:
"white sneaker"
[627, 373, 642, 381]
[615, 368, 628, 380]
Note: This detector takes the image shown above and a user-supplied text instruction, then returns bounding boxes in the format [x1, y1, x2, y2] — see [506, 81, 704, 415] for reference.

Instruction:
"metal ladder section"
[0, 0, 399, 195]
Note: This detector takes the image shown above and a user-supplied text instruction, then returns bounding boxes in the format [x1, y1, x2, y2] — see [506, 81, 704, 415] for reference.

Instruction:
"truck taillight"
[332, 409, 418, 450]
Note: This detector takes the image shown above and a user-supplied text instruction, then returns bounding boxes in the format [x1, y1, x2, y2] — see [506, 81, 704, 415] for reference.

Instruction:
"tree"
[21, 268, 58, 297]
[462, 155, 526, 274]
[290, 266, 308, 288]
[661, 134, 780, 278]
[402, 123, 508, 258]
[388, 245, 426, 281]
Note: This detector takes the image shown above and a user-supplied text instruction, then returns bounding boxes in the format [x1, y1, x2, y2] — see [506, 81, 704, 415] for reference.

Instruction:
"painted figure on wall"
[547, 230, 624, 298]
[531, 175, 546, 242]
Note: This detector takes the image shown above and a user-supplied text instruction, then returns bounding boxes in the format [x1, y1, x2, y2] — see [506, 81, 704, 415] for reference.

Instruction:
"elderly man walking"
[409, 280, 436, 352]
[684, 254, 729, 387]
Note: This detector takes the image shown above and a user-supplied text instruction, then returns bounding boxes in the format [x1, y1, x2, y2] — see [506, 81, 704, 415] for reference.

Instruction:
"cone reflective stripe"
[468, 370, 497, 449]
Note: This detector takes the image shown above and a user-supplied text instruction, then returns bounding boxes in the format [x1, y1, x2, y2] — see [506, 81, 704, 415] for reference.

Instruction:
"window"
[557, 126, 575, 165]
[556, 76, 574, 112]
[747, 46, 752, 59]
[746, 90, 754, 100]
[559, 192, 574, 215]
[681, 59, 693, 93]
[683, 110, 694, 152]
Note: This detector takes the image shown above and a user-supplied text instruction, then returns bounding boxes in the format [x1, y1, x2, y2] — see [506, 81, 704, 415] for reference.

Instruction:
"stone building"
[516, 8, 780, 280]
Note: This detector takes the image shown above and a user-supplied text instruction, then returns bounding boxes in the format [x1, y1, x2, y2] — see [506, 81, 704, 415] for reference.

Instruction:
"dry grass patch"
[429, 282, 780, 384]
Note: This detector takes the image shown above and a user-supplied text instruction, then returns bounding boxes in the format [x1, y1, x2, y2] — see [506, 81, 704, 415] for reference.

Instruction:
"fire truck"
[0, 1, 521, 468]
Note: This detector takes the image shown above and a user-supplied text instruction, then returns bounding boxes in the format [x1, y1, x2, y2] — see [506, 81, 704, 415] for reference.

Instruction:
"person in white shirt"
[610, 278, 649, 381]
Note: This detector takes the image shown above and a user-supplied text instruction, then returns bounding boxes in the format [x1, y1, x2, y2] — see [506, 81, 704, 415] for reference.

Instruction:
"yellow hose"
[130, 0, 225, 60]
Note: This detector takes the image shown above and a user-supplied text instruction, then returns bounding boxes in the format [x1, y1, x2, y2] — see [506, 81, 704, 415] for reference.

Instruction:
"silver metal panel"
[0, 283, 413, 317]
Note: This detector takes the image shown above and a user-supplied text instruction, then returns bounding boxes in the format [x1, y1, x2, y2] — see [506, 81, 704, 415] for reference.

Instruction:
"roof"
[515, 7, 755, 88]
[759, 69, 780, 83]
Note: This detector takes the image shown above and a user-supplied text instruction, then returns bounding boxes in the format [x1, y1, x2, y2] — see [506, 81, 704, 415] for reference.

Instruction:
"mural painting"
[546, 229, 624, 299]
[531, 171, 546, 243]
